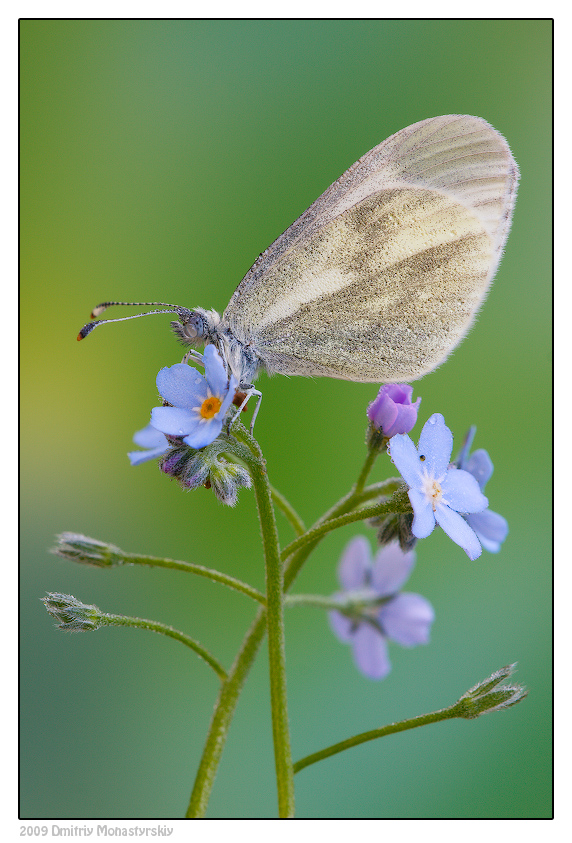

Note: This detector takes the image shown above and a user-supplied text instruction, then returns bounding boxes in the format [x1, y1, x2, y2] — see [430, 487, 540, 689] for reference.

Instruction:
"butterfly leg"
[181, 349, 205, 366]
[227, 385, 263, 435]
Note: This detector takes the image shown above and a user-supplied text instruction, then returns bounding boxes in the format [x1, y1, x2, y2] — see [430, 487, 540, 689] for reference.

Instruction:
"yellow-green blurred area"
[21, 20, 551, 818]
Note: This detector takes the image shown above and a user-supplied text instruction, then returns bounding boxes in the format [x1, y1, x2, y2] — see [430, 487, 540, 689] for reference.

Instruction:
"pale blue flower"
[128, 424, 170, 466]
[456, 427, 508, 553]
[389, 413, 488, 560]
[151, 346, 237, 449]
[329, 537, 434, 680]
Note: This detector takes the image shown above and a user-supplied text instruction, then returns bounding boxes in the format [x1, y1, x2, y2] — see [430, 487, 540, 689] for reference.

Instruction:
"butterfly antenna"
[77, 301, 193, 341]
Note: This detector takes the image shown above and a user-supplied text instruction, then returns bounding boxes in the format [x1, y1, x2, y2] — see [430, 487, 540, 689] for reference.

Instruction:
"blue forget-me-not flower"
[389, 413, 488, 560]
[329, 536, 434, 680]
[151, 346, 237, 449]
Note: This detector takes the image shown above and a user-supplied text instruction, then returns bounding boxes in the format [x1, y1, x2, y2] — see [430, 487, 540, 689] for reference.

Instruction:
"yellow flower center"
[200, 395, 222, 419]
[423, 474, 443, 511]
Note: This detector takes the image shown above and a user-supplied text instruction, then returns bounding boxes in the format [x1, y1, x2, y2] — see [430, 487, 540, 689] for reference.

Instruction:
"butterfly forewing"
[222, 115, 518, 383]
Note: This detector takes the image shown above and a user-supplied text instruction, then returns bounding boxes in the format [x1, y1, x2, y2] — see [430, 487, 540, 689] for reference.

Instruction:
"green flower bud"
[51, 533, 125, 568]
[209, 459, 252, 506]
[41, 593, 104, 632]
[455, 664, 528, 718]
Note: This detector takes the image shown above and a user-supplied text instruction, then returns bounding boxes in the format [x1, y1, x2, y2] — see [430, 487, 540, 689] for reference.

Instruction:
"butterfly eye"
[171, 311, 208, 345]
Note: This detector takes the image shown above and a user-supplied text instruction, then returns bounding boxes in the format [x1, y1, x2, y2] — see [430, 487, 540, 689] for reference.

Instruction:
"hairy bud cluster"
[160, 441, 251, 506]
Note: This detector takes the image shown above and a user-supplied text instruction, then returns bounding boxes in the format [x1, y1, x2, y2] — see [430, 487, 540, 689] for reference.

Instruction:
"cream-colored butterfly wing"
[223, 115, 519, 382]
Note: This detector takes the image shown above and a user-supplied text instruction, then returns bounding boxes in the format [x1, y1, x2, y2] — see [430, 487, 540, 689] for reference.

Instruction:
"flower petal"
[408, 488, 436, 539]
[387, 404, 419, 439]
[351, 623, 391, 680]
[456, 426, 477, 468]
[441, 468, 488, 514]
[337, 536, 371, 590]
[466, 509, 509, 552]
[380, 592, 434, 646]
[328, 606, 355, 643]
[184, 417, 223, 449]
[434, 504, 482, 560]
[367, 388, 397, 431]
[370, 543, 416, 596]
[466, 448, 494, 490]
[156, 364, 207, 410]
[387, 384, 414, 404]
[127, 444, 168, 466]
[132, 423, 168, 449]
[217, 373, 238, 418]
[417, 413, 453, 478]
[203, 345, 229, 396]
[151, 406, 197, 436]
[389, 433, 423, 487]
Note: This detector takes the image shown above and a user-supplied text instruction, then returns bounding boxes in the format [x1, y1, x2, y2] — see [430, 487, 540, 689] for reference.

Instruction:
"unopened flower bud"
[160, 446, 211, 490]
[51, 533, 125, 568]
[372, 512, 417, 552]
[209, 459, 252, 506]
[367, 384, 420, 446]
[41, 593, 104, 632]
[159, 440, 251, 505]
[455, 664, 528, 718]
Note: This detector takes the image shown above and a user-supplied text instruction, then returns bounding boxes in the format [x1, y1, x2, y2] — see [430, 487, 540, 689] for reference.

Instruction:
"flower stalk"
[41, 593, 228, 680]
[186, 608, 268, 817]
[232, 426, 295, 818]
[52, 533, 265, 604]
[185, 442, 402, 817]
[294, 665, 527, 773]
[280, 489, 412, 563]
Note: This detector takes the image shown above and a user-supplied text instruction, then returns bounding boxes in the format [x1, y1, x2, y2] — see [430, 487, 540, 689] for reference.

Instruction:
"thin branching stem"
[185, 438, 396, 817]
[120, 554, 266, 604]
[103, 613, 228, 681]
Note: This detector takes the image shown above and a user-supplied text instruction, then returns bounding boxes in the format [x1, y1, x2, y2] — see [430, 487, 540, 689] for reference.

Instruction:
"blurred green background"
[20, 20, 552, 819]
